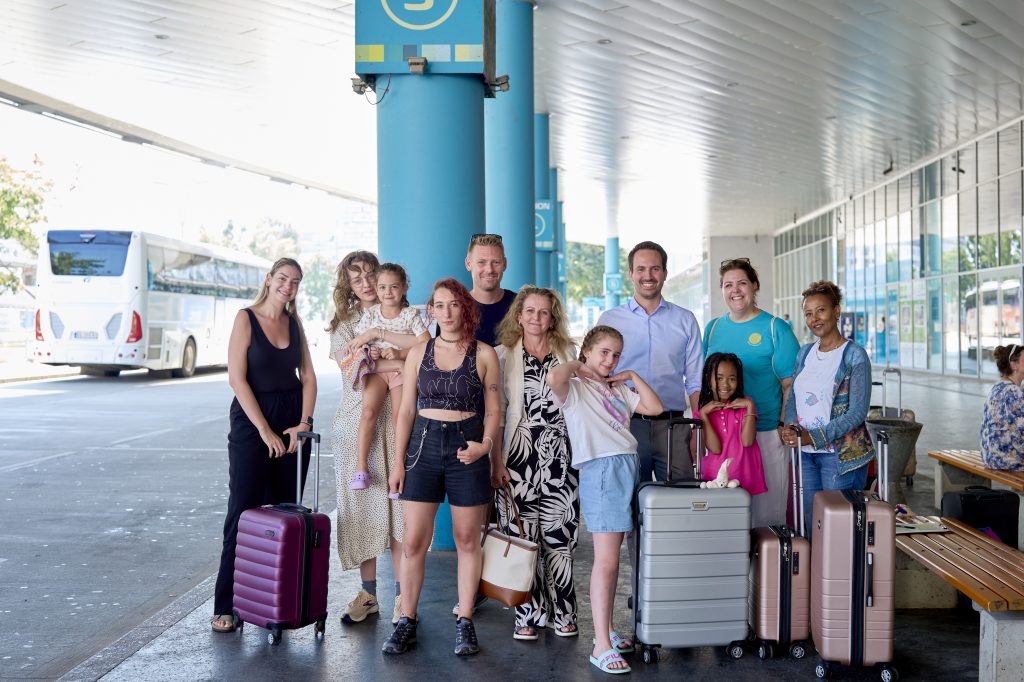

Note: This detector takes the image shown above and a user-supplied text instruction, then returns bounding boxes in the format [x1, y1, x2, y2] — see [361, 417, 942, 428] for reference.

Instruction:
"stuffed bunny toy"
[700, 458, 740, 489]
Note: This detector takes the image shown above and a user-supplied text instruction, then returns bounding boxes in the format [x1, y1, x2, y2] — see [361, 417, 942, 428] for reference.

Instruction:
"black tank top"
[244, 308, 301, 393]
[417, 338, 481, 413]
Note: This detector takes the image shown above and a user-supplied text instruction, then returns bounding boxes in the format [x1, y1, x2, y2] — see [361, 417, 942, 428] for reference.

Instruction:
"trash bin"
[865, 418, 923, 505]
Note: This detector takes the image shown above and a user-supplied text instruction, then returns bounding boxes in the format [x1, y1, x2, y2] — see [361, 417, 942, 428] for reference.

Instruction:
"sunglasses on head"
[471, 233, 502, 242]
[720, 257, 751, 268]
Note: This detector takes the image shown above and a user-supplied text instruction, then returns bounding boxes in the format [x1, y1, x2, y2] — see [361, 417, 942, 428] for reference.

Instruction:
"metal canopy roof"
[3, 0, 1024, 256]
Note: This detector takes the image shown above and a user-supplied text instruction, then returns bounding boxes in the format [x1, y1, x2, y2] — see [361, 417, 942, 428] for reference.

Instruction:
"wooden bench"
[897, 516, 1024, 681]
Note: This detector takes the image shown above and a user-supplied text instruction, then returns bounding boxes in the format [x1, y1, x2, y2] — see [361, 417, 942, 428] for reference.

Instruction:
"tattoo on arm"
[488, 383, 498, 392]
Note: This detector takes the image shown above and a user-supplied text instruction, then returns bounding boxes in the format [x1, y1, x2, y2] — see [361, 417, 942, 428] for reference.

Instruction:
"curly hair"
[578, 324, 624, 364]
[698, 352, 745, 408]
[495, 286, 575, 358]
[802, 279, 843, 307]
[428, 277, 479, 350]
[327, 250, 379, 333]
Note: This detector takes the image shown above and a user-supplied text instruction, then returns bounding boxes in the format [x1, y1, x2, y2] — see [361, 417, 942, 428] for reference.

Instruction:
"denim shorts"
[578, 454, 639, 533]
[400, 415, 492, 507]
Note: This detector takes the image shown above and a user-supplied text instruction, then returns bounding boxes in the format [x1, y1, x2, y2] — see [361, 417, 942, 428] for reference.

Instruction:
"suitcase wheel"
[727, 642, 744, 659]
[231, 612, 242, 633]
[757, 642, 773, 660]
[267, 627, 282, 645]
[815, 660, 833, 679]
[789, 641, 806, 659]
[906, 476, 913, 488]
[880, 665, 899, 682]
[640, 645, 658, 665]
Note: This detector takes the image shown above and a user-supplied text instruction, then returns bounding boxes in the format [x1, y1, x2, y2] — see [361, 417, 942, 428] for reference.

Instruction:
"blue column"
[548, 167, 560, 289]
[534, 113, 552, 287]
[485, 0, 534, 290]
[378, 75, 485, 303]
[558, 200, 568, 299]
[605, 236, 621, 309]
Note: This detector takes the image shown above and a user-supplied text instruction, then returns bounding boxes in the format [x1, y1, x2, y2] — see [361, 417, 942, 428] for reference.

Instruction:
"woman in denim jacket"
[781, 281, 873, 538]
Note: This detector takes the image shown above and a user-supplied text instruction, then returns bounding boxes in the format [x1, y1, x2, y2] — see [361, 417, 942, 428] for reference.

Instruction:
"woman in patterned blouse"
[491, 287, 579, 641]
[981, 343, 1024, 471]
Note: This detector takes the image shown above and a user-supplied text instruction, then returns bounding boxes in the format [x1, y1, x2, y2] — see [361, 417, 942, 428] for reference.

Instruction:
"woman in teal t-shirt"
[703, 258, 799, 528]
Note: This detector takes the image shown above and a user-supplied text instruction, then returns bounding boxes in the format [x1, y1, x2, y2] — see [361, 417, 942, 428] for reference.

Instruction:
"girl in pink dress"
[697, 352, 767, 496]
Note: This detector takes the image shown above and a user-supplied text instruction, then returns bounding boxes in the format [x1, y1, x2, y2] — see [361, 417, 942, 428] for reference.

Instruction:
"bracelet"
[743, 414, 756, 419]
[482, 436, 494, 452]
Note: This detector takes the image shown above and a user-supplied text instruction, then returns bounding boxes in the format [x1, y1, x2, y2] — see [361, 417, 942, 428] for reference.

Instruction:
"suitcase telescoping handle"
[666, 416, 702, 482]
[881, 367, 901, 418]
[297, 431, 321, 512]
[786, 423, 806, 537]
[875, 429, 889, 504]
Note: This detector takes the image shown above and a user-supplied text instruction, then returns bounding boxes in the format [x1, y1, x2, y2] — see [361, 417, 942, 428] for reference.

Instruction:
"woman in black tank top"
[211, 258, 318, 633]
[381, 278, 502, 657]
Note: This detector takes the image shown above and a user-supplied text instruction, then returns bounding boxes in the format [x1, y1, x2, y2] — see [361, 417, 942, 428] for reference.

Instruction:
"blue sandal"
[610, 630, 635, 654]
[590, 648, 631, 674]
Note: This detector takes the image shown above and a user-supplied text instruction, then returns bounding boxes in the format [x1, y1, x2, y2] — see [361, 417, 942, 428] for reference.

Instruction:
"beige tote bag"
[479, 486, 539, 607]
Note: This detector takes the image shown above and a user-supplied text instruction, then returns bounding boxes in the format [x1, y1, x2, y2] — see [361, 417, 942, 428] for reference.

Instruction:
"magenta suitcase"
[232, 431, 330, 644]
[811, 431, 897, 681]
[751, 425, 810, 660]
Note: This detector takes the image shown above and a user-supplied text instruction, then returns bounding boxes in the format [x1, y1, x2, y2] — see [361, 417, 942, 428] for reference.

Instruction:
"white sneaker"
[451, 592, 488, 616]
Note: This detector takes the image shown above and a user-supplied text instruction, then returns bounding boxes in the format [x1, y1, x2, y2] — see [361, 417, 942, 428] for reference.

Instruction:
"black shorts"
[400, 415, 491, 507]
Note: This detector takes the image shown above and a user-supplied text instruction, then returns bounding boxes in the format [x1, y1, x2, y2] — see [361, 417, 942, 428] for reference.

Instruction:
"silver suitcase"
[633, 417, 751, 664]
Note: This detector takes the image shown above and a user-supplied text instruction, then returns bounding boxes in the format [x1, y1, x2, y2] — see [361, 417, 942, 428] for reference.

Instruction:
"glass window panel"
[960, 273, 979, 376]
[923, 161, 941, 203]
[886, 216, 899, 282]
[959, 189, 978, 272]
[911, 280, 926, 369]
[865, 289, 877, 359]
[911, 206, 922, 279]
[854, 227, 865, 290]
[887, 285, 900, 366]
[979, 271, 1001, 376]
[942, 196, 958, 274]
[1004, 273, 1022, 350]
[837, 235, 847, 290]
[927, 278, 942, 370]
[943, 276, 960, 373]
[1000, 172, 1023, 266]
[1000, 122, 1022, 174]
[876, 219, 887, 284]
[898, 282, 912, 367]
[958, 143, 977, 188]
[921, 200, 941, 276]
[942, 153, 960, 196]
[898, 175, 912, 213]
[886, 184, 898, 218]
[899, 211, 912, 281]
[978, 180, 999, 270]
[978, 134, 998, 183]
[865, 225, 876, 287]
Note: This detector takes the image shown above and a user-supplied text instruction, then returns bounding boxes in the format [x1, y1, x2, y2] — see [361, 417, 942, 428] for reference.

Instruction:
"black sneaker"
[454, 617, 480, 656]
[382, 616, 417, 655]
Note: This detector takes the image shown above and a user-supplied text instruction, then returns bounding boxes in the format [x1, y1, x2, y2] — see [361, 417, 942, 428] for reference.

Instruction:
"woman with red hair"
[382, 278, 502, 658]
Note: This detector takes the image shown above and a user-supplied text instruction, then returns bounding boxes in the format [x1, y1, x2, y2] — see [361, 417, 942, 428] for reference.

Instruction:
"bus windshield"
[48, 231, 131, 276]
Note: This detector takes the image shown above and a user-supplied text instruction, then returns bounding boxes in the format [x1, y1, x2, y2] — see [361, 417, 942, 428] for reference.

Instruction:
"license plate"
[72, 331, 99, 339]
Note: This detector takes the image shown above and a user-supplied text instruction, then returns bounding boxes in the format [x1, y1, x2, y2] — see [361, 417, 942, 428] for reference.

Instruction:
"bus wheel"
[173, 339, 197, 378]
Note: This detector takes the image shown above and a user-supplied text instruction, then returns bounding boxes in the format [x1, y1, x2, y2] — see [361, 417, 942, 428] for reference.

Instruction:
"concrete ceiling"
[3, 0, 1024, 258]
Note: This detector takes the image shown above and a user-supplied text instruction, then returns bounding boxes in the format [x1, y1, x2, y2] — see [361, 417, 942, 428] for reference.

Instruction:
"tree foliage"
[200, 217, 300, 261]
[298, 254, 335, 322]
[565, 241, 633, 306]
[0, 156, 50, 292]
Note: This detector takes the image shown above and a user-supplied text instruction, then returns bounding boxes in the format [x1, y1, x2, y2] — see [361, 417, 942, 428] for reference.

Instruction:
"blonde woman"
[212, 258, 317, 633]
[491, 287, 579, 641]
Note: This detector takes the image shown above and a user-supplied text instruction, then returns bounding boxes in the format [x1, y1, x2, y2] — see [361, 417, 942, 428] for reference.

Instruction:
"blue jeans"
[800, 451, 869, 541]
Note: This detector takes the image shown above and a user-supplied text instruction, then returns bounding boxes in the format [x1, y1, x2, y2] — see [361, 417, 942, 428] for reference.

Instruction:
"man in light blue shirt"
[598, 241, 704, 482]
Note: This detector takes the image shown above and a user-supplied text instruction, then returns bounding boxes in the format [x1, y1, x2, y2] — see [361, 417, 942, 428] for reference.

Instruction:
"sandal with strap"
[554, 623, 578, 638]
[513, 626, 539, 641]
[211, 615, 235, 633]
[350, 471, 371, 490]
[590, 648, 631, 674]
[610, 630, 635, 653]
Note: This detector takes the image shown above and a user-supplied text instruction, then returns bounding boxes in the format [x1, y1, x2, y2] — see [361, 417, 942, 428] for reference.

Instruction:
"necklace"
[815, 338, 845, 360]
[437, 335, 461, 343]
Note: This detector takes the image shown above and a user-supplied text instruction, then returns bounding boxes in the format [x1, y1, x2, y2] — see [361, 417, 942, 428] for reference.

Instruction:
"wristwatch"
[302, 416, 314, 428]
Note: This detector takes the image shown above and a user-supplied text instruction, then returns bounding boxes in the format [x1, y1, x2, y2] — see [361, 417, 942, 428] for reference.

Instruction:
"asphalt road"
[0, 356, 342, 680]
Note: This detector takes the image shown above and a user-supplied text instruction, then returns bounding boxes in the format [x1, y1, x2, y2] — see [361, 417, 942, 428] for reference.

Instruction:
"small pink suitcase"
[811, 431, 897, 681]
[752, 425, 810, 660]
[232, 431, 330, 644]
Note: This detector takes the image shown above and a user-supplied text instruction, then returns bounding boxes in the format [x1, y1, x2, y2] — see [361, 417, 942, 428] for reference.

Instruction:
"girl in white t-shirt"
[547, 325, 663, 675]
[348, 263, 430, 491]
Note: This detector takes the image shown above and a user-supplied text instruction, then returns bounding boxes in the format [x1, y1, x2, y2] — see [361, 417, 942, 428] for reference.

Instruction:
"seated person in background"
[980, 343, 1024, 472]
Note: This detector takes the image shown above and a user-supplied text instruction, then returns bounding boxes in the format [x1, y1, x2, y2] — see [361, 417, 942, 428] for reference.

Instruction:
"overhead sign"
[535, 200, 554, 251]
[604, 272, 622, 295]
[355, 0, 494, 79]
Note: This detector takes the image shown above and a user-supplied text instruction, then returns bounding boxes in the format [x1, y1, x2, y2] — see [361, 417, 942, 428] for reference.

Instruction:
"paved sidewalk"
[0, 344, 79, 384]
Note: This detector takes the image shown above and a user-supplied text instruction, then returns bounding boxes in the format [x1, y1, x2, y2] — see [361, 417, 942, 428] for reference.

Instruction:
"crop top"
[417, 338, 481, 413]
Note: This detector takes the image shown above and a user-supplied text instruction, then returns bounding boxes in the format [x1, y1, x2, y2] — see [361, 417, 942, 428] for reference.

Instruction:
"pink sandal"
[350, 471, 371, 490]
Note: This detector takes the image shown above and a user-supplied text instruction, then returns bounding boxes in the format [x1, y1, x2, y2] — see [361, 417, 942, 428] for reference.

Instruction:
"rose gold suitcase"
[752, 425, 810, 660]
[811, 432, 898, 681]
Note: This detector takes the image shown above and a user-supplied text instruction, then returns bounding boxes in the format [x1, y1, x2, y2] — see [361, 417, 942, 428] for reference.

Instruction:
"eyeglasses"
[720, 257, 751, 268]
[471, 233, 502, 242]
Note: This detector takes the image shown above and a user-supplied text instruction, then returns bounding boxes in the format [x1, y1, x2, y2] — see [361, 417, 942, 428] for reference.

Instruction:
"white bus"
[31, 230, 272, 377]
